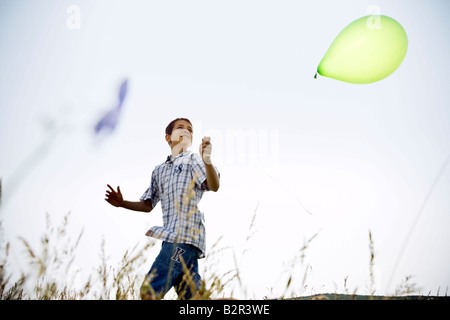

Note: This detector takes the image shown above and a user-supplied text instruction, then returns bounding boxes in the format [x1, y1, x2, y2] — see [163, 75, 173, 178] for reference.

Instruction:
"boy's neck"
[170, 147, 190, 158]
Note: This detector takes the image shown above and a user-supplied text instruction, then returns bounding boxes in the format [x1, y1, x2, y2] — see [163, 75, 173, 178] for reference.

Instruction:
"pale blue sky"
[1, 0, 449, 298]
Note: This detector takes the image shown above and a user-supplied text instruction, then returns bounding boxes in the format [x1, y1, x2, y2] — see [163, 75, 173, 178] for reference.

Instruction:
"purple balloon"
[94, 78, 128, 135]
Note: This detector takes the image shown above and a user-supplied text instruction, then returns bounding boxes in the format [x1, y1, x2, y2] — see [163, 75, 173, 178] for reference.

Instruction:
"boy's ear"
[165, 134, 171, 144]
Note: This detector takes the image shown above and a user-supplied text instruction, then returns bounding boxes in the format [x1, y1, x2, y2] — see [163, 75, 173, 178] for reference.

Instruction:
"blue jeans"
[141, 242, 202, 300]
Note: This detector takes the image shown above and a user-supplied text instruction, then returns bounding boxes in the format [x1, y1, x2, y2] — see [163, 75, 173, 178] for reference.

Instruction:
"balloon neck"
[314, 73, 318, 79]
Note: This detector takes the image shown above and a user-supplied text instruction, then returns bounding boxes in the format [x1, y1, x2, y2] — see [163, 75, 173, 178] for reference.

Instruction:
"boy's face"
[165, 119, 193, 151]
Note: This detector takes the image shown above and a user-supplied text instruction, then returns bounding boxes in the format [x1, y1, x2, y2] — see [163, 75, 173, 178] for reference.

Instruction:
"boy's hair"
[165, 118, 193, 135]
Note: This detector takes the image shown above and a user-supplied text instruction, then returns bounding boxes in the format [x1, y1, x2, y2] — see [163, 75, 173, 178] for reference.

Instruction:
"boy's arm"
[200, 137, 220, 192]
[105, 184, 153, 212]
[204, 163, 220, 192]
[121, 199, 153, 212]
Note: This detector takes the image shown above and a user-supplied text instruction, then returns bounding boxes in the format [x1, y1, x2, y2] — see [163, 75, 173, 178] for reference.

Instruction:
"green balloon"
[316, 15, 408, 84]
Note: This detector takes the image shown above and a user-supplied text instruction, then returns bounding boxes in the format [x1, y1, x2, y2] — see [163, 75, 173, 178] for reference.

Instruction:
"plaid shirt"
[140, 151, 219, 258]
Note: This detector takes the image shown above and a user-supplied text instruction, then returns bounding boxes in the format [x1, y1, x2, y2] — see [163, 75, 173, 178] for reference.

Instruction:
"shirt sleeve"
[140, 168, 160, 208]
[190, 153, 220, 191]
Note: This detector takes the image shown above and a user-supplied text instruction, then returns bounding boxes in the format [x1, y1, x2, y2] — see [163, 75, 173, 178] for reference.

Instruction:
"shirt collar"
[165, 150, 192, 163]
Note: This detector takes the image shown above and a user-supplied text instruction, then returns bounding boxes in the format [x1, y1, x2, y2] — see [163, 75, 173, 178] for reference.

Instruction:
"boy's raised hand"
[105, 184, 123, 207]
[199, 136, 212, 164]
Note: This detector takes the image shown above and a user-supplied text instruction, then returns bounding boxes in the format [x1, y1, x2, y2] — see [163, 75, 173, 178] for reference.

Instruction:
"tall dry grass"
[0, 213, 155, 300]
[0, 211, 244, 300]
[1, 211, 446, 300]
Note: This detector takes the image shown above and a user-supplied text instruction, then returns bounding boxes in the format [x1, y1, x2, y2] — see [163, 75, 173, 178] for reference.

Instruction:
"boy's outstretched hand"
[105, 184, 123, 207]
[199, 136, 220, 192]
[199, 136, 212, 164]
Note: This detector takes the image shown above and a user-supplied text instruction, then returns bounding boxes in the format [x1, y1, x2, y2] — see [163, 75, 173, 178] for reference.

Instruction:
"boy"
[105, 118, 220, 299]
